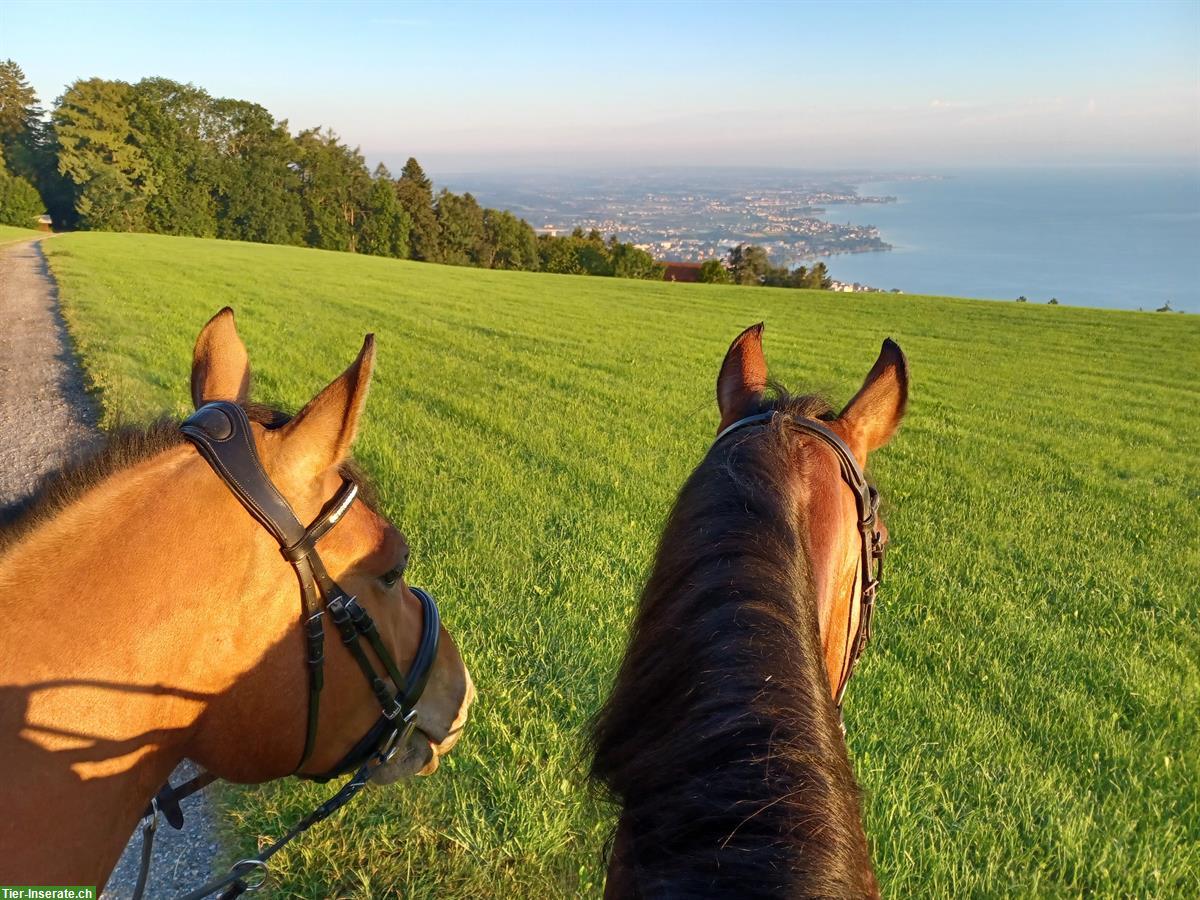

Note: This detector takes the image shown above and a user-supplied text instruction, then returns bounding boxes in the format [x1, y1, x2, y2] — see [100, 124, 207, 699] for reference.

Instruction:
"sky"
[4, 0, 1198, 176]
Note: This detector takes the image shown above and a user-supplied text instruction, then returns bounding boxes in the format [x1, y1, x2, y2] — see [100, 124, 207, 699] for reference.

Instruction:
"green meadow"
[0, 224, 41, 246]
[43, 232, 1199, 897]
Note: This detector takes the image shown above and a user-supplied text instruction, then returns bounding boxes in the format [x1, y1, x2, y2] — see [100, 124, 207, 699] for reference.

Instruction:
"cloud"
[929, 99, 977, 110]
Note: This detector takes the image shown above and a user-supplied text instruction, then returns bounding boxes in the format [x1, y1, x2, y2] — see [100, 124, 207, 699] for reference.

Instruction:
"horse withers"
[591, 323, 908, 898]
[0, 308, 474, 888]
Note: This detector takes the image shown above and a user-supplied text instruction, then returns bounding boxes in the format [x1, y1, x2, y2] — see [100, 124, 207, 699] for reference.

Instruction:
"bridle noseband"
[179, 400, 440, 781]
[714, 411, 886, 709]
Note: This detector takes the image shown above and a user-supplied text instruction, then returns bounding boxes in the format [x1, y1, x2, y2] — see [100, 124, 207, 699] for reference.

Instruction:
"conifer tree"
[396, 157, 440, 261]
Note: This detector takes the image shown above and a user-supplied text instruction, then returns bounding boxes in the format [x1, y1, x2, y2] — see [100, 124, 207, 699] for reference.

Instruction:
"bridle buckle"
[375, 708, 420, 767]
[396, 707, 419, 745]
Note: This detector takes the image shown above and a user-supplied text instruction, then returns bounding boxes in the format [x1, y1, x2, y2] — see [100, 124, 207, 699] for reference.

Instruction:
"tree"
[0, 61, 75, 228]
[399, 156, 431, 194]
[699, 259, 731, 283]
[0, 162, 43, 226]
[209, 99, 304, 245]
[0, 59, 43, 184]
[131, 78, 218, 237]
[727, 243, 770, 285]
[358, 164, 412, 258]
[536, 229, 670, 279]
[1047, 297, 1059, 305]
[762, 263, 793, 287]
[483, 208, 538, 270]
[54, 78, 157, 230]
[806, 261, 832, 289]
[538, 233, 584, 274]
[574, 228, 613, 275]
[435, 189, 486, 266]
[609, 239, 664, 280]
[0, 60, 36, 139]
[293, 128, 372, 252]
[538, 229, 611, 275]
[396, 157, 440, 261]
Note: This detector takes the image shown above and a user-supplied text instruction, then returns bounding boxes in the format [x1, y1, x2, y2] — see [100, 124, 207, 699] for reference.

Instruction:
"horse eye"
[379, 567, 402, 589]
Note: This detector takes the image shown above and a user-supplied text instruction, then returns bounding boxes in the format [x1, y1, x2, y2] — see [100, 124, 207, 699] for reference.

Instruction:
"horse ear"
[839, 338, 908, 461]
[717, 322, 768, 431]
[276, 335, 376, 479]
[191, 307, 250, 408]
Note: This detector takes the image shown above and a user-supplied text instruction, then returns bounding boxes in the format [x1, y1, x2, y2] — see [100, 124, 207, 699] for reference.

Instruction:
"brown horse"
[0, 309, 474, 888]
[591, 324, 908, 898]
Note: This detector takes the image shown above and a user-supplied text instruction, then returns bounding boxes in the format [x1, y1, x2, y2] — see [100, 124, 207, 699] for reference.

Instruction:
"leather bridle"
[714, 410, 886, 709]
[180, 400, 440, 781]
[131, 400, 442, 900]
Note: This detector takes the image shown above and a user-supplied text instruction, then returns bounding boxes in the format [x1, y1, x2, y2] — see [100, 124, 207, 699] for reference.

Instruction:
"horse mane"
[0, 403, 379, 555]
[589, 389, 877, 897]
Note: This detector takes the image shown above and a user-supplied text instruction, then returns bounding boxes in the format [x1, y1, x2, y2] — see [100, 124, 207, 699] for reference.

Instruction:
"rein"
[129, 401, 441, 899]
[714, 410, 886, 709]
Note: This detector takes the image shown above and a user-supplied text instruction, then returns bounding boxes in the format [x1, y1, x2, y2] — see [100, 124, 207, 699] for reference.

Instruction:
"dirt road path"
[0, 238, 224, 898]
[0, 238, 97, 504]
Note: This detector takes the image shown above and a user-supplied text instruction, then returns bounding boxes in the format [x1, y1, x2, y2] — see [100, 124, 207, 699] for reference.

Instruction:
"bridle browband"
[714, 410, 886, 709]
[131, 400, 442, 900]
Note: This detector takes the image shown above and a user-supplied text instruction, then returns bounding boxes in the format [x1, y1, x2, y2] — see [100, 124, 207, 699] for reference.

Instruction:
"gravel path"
[0, 238, 225, 898]
[101, 759, 225, 899]
[0, 238, 98, 504]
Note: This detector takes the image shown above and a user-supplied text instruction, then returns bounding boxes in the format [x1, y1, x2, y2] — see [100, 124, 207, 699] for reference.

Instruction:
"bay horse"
[0, 309, 474, 889]
[591, 323, 908, 898]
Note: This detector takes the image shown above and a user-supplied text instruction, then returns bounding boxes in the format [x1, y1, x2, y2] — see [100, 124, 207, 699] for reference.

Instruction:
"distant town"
[536, 187, 893, 265]
[447, 170, 938, 270]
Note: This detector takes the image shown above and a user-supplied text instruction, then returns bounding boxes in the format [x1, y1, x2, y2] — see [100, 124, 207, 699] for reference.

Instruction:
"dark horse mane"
[590, 390, 876, 898]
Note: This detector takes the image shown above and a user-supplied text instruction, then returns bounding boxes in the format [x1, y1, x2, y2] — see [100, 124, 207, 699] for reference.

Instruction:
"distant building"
[661, 261, 703, 283]
[830, 278, 887, 294]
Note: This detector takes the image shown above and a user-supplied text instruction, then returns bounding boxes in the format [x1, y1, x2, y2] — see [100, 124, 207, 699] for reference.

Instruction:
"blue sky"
[4, 0, 1198, 174]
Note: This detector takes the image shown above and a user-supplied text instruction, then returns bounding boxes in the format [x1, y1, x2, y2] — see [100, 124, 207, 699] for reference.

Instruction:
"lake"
[815, 167, 1200, 312]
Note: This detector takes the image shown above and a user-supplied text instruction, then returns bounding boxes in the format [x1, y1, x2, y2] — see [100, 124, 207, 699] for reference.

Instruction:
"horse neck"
[593, 447, 877, 897]
[0, 446, 295, 884]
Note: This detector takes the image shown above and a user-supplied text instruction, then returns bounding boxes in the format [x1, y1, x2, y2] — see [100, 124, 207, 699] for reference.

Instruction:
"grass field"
[43, 232, 1199, 897]
[0, 224, 42, 246]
